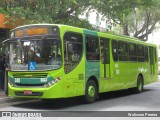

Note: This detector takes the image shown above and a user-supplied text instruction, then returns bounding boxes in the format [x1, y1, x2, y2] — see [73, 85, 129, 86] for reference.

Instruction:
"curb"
[0, 90, 36, 104]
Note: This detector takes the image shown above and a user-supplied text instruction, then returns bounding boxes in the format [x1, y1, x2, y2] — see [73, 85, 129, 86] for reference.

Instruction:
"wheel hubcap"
[138, 81, 142, 91]
[88, 85, 95, 97]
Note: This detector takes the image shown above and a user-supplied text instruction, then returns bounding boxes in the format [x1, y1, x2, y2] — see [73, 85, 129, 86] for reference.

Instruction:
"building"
[79, 9, 110, 32]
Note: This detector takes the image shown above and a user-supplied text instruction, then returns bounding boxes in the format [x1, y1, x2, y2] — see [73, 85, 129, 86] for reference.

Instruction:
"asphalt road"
[0, 78, 160, 120]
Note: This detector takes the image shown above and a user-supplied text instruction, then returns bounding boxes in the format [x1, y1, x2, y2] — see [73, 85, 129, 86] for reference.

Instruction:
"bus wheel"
[84, 80, 97, 103]
[135, 76, 144, 93]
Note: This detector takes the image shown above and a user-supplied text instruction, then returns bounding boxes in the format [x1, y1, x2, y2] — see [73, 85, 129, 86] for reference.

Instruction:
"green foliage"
[0, 0, 92, 29]
[1, 0, 159, 40]
[90, 0, 159, 40]
[91, 0, 153, 24]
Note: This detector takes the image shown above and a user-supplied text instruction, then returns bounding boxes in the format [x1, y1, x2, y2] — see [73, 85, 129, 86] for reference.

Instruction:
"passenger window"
[118, 41, 129, 61]
[137, 45, 144, 62]
[112, 40, 118, 61]
[144, 46, 149, 62]
[129, 43, 137, 61]
[86, 35, 99, 61]
[64, 32, 83, 73]
[100, 38, 110, 64]
[154, 47, 157, 62]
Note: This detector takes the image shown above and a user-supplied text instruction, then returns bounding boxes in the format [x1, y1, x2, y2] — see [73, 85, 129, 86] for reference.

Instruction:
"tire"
[41, 99, 53, 102]
[84, 80, 97, 104]
[135, 76, 144, 93]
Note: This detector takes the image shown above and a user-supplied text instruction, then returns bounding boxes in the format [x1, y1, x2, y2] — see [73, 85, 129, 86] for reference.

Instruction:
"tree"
[128, 1, 160, 41]
[0, 0, 93, 29]
[90, 0, 158, 41]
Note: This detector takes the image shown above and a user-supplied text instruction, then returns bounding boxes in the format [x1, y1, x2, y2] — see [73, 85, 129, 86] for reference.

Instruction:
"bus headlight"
[55, 77, 62, 83]
[44, 77, 62, 88]
[9, 81, 16, 87]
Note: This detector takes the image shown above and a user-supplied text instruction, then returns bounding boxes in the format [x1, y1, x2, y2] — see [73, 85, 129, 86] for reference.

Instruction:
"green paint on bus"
[5, 24, 158, 103]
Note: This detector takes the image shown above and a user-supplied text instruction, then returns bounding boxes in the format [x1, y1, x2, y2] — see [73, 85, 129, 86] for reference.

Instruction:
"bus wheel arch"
[84, 76, 99, 103]
[135, 74, 144, 93]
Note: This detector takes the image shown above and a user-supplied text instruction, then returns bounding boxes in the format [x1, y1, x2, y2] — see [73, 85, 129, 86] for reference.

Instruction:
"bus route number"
[15, 78, 20, 83]
[40, 78, 47, 82]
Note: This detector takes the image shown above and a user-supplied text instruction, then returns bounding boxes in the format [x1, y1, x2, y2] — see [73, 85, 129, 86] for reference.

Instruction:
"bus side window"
[129, 43, 137, 61]
[100, 38, 110, 64]
[118, 41, 129, 61]
[112, 40, 118, 61]
[64, 32, 83, 73]
[137, 45, 144, 62]
[86, 35, 99, 61]
[144, 46, 149, 62]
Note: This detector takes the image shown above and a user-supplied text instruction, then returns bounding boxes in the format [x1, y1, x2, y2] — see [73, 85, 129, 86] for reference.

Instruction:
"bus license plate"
[24, 90, 32, 95]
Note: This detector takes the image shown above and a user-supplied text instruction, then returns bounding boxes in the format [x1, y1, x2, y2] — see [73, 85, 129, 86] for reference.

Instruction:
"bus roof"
[10, 24, 156, 47]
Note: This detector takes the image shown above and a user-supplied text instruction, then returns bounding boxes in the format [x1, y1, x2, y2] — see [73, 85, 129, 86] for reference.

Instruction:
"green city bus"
[6, 24, 158, 103]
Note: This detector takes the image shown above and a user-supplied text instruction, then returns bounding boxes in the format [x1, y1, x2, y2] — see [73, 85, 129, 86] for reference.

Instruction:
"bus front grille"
[15, 83, 45, 87]
[12, 73, 48, 78]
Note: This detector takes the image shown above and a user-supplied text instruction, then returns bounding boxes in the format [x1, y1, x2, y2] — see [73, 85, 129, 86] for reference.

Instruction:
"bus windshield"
[9, 37, 62, 71]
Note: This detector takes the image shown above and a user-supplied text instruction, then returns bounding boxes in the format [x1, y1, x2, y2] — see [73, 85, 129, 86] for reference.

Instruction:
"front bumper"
[8, 82, 64, 99]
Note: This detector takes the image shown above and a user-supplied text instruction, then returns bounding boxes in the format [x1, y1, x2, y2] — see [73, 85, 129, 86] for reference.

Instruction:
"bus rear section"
[97, 32, 158, 95]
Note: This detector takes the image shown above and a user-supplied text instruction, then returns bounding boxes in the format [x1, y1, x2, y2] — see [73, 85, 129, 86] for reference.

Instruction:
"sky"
[148, 28, 160, 57]
[148, 29, 160, 44]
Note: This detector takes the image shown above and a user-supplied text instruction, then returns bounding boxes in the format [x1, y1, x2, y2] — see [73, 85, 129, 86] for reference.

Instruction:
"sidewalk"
[0, 89, 18, 104]
[0, 89, 10, 99]
[0, 89, 35, 104]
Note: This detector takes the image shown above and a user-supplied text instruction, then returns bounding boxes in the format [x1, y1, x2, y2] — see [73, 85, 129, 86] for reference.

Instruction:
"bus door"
[85, 34, 100, 80]
[64, 32, 84, 97]
[100, 38, 110, 79]
[99, 38, 112, 91]
[149, 47, 156, 74]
